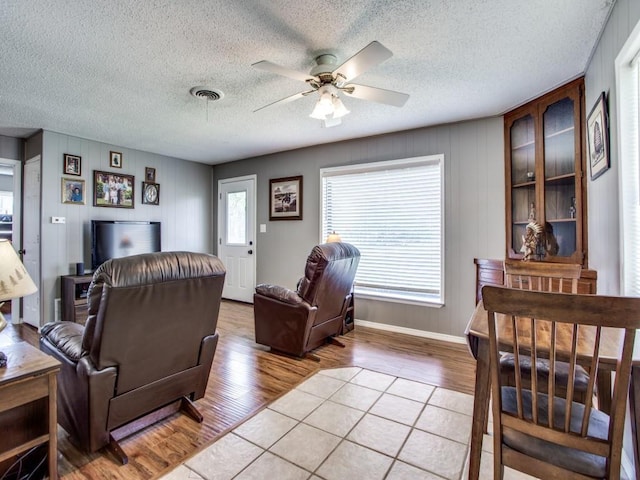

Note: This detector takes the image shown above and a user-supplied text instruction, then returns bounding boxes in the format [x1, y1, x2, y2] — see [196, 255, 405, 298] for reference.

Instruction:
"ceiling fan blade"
[253, 90, 313, 113]
[343, 84, 409, 107]
[332, 41, 393, 84]
[252, 60, 316, 83]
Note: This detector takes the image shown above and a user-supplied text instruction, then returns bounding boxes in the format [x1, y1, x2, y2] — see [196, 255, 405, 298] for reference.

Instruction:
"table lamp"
[326, 231, 342, 243]
[0, 239, 37, 367]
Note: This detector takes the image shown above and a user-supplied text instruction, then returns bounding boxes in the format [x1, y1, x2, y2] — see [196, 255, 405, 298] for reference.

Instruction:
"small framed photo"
[145, 167, 156, 182]
[142, 182, 160, 205]
[63, 154, 81, 176]
[110, 151, 123, 168]
[93, 170, 134, 208]
[587, 92, 610, 180]
[269, 175, 303, 221]
[62, 178, 86, 205]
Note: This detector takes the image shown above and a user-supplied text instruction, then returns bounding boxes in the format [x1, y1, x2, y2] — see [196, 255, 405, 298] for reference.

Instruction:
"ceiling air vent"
[190, 86, 224, 101]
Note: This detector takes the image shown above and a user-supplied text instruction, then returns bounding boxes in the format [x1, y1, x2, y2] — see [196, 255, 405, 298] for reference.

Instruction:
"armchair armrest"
[40, 321, 85, 362]
[255, 283, 304, 305]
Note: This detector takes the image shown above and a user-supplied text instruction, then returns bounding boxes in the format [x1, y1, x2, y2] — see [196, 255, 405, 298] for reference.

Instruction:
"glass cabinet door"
[508, 113, 536, 257]
[542, 94, 580, 261]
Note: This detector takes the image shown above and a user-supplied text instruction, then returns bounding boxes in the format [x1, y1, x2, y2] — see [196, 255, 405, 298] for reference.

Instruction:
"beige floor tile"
[428, 387, 474, 416]
[269, 388, 324, 420]
[386, 460, 444, 480]
[303, 400, 364, 437]
[329, 382, 382, 411]
[398, 429, 467, 480]
[370, 393, 425, 425]
[350, 369, 397, 391]
[233, 408, 298, 448]
[157, 465, 204, 480]
[346, 413, 411, 457]
[185, 433, 263, 480]
[415, 404, 472, 444]
[235, 452, 310, 480]
[269, 422, 341, 471]
[296, 373, 346, 399]
[318, 366, 362, 381]
[316, 440, 394, 480]
[386, 377, 435, 403]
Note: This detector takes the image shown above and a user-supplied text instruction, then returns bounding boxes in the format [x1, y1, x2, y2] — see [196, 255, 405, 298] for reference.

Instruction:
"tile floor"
[159, 367, 538, 480]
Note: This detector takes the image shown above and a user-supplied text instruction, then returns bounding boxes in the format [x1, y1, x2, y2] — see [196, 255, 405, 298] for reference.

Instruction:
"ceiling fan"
[252, 41, 409, 127]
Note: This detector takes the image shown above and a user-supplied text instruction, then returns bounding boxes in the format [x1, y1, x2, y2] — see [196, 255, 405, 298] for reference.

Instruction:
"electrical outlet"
[51, 216, 66, 224]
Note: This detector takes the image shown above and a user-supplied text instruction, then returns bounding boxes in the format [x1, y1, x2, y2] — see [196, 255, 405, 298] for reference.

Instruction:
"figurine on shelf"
[569, 197, 576, 219]
[528, 202, 536, 222]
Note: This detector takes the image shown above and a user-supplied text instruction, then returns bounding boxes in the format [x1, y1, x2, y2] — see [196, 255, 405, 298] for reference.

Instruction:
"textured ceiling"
[0, 0, 614, 165]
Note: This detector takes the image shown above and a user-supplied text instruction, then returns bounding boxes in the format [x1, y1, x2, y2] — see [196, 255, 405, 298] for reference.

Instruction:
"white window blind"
[321, 155, 444, 305]
[617, 23, 640, 297]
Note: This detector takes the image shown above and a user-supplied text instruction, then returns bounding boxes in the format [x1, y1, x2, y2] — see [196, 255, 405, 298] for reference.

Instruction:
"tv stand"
[61, 274, 93, 324]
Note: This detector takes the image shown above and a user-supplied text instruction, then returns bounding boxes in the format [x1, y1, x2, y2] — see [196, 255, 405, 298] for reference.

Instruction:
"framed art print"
[269, 175, 302, 220]
[93, 170, 134, 208]
[63, 154, 81, 176]
[110, 151, 123, 168]
[61, 178, 86, 205]
[142, 182, 160, 205]
[587, 92, 610, 180]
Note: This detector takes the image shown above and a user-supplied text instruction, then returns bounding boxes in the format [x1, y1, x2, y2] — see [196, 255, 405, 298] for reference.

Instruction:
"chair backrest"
[82, 251, 226, 395]
[297, 242, 360, 324]
[482, 285, 640, 479]
[504, 260, 581, 293]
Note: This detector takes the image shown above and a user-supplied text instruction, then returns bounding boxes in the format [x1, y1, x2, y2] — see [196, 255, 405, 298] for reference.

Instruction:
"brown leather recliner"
[253, 242, 360, 358]
[39, 251, 225, 464]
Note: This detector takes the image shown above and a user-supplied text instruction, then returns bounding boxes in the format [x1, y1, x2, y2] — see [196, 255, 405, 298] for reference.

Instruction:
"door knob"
[248, 249, 253, 254]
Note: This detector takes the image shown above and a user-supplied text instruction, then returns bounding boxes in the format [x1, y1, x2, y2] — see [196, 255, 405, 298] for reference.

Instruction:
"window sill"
[354, 288, 444, 308]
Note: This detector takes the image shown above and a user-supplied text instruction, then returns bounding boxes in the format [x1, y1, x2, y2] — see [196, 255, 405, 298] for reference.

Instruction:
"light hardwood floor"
[1, 300, 476, 480]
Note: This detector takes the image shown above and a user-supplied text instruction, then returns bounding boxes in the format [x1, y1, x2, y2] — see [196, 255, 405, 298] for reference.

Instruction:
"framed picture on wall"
[61, 178, 86, 205]
[63, 154, 81, 176]
[587, 92, 610, 180]
[145, 167, 156, 182]
[110, 151, 123, 168]
[93, 170, 134, 208]
[269, 175, 302, 220]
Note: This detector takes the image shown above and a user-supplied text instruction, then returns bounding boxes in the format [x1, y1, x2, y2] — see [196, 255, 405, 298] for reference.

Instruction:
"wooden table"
[465, 300, 634, 480]
[0, 342, 61, 479]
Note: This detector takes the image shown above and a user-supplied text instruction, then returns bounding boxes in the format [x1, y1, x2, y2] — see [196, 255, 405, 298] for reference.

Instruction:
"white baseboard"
[353, 319, 467, 345]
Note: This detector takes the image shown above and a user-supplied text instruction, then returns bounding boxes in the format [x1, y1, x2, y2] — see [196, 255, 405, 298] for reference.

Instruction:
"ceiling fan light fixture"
[332, 96, 350, 119]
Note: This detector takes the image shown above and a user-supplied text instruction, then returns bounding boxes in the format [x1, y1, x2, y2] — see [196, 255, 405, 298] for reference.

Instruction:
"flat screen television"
[91, 220, 161, 270]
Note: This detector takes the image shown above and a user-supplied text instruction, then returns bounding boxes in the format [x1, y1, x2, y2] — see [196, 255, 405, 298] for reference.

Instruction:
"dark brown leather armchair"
[39, 251, 225, 463]
[254, 242, 360, 358]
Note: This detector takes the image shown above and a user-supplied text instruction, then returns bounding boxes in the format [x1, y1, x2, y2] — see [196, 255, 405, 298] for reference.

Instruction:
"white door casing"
[0, 159, 22, 322]
[217, 175, 256, 303]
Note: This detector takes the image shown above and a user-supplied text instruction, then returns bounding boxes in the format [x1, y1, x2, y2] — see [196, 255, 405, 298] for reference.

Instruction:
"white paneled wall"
[35, 130, 213, 325]
[212, 117, 505, 337]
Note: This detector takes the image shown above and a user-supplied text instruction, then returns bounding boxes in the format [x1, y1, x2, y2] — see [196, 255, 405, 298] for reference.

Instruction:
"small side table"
[0, 342, 61, 479]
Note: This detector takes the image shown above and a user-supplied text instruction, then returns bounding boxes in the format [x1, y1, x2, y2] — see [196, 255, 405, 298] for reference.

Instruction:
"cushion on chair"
[40, 321, 85, 362]
[500, 353, 590, 391]
[255, 284, 304, 305]
[501, 386, 609, 478]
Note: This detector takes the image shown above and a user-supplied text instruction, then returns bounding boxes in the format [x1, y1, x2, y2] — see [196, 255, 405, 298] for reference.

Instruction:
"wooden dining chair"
[501, 261, 590, 404]
[482, 286, 640, 480]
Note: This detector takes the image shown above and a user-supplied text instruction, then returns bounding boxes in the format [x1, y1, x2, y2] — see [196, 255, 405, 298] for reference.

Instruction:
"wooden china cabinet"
[505, 77, 587, 265]
[474, 78, 596, 304]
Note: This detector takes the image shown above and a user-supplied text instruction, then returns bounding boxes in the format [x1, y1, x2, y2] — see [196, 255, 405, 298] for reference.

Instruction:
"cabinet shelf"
[545, 126, 575, 139]
[512, 140, 535, 150]
[548, 217, 577, 223]
[545, 173, 575, 184]
[512, 181, 536, 188]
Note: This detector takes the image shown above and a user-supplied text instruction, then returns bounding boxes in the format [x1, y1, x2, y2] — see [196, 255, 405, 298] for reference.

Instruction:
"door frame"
[0, 158, 22, 322]
[217, 174, 257, 301]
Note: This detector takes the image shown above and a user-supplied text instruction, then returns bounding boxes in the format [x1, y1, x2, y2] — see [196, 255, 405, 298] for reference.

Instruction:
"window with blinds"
[617, 20, 640, 297]
[320, 155, 444, 305]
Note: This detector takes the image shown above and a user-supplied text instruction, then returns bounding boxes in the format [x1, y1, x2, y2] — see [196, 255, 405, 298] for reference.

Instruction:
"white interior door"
[22, 156, 41, 327]
[217, 175, 256, 303]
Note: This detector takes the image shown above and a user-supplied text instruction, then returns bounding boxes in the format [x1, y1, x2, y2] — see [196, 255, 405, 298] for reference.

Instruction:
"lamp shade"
[0, 240, 37, 302]
[326, 231, 342, 243]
